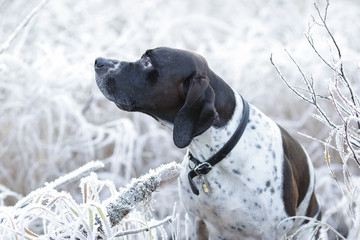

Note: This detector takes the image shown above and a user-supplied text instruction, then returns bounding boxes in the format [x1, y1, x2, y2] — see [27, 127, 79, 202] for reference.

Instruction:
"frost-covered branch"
[15, 160, 104, 209]
[270, 52, 337, 129]
[270, 53, 313, 104]
[106, 161, 181, 226]
[0, 0, 50, 55]
[311, 0, 360, 128]
[47, 160, 105, 190]
[271, 1, 360, 238]
[114, 216, 172, 237]
[271, 0, 360, 168]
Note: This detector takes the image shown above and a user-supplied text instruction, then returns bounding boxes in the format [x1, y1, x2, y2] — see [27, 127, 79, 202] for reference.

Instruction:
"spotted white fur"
[177, 91, 316, 240]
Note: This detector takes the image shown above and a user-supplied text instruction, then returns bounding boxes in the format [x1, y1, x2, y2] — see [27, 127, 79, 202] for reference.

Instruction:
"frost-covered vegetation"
[0, 0, 359, 239]
[0, 161, 181, 239]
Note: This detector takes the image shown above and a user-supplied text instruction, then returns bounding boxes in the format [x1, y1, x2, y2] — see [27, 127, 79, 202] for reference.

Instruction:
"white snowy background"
[0, 0, 359, 239]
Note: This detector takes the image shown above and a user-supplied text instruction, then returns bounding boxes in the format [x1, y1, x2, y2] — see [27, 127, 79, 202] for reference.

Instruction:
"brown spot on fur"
[282, 155, 298, 216]
[196, 219, 209, 240]
[305, 192, 321, 219]
[279, 125, 310, 216]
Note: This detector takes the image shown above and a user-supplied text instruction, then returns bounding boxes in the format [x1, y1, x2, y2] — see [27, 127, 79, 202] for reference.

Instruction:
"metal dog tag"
[200, 176, 210, 193]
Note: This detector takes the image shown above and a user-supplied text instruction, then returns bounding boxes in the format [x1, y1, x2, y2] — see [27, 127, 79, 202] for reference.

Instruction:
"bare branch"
[329, 83, 346, 124]
[345, 118, 360, 166]
[315, 0, 342, 69]
[292, 85, 331, 101]
[284, 49, 316, 101]
[304, 31, 338, 73]
[313, 0, 360, 128]
[271, 51, 337, 129]
[334, 76, 360, 116]
[270, 54, 312, 103]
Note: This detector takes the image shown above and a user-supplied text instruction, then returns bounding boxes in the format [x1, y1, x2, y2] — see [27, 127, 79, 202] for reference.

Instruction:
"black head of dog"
[95, 47, 235, 148]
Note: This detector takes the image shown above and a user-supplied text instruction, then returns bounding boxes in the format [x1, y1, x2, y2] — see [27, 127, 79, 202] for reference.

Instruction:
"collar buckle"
[194, 162, 212, 176]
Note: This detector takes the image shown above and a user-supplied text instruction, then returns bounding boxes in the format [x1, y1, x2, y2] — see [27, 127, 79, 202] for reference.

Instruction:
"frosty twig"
[14, 160, 104, 209]
[114, 216, 172, 237]
[271, 0, 360, 168]
[47, 160, 105, 190]
[106, 162, 181, 226]
[271, 1, 360, 237]
[0, 0, 50, 55]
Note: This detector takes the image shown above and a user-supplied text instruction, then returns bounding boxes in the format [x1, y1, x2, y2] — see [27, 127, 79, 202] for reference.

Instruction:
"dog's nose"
[94, 57, 109, 69]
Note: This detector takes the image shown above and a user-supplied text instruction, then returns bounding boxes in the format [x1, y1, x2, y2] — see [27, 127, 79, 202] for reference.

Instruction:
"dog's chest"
[178, 106, 293, 239]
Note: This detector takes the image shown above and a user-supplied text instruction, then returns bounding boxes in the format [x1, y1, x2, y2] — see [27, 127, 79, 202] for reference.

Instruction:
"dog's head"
[95, 47, 220, 148]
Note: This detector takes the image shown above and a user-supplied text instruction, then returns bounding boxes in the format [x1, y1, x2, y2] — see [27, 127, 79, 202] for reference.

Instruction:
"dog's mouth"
[95, 75, 138, 112]
[115, 102, 137, 112]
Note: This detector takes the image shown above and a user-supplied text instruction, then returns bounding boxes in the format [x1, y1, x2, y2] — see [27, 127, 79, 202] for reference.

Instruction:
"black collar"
[187, 96, 250, 195]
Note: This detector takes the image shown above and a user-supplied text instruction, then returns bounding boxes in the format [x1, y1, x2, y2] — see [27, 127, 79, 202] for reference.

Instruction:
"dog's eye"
[143, 57, 152, 68]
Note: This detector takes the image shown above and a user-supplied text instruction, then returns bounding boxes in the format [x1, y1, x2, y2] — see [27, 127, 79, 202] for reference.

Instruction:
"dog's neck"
[209, 71, 236, 128]
[188, 91, 244, 162]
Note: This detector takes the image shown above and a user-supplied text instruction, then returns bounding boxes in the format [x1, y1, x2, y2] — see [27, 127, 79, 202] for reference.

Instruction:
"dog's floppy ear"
[173, 76, 219, 148]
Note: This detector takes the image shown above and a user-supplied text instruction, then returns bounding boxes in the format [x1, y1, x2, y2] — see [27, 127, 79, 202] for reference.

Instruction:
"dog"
[94, 47, 321, 239]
